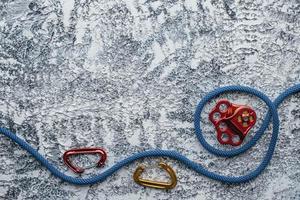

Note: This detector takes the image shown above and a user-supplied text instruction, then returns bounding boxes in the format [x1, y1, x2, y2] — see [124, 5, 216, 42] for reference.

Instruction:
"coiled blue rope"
[0, 85, 299, 185]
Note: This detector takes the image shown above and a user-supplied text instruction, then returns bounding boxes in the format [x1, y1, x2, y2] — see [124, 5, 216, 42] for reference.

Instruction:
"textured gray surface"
[0, 0, 300, 199]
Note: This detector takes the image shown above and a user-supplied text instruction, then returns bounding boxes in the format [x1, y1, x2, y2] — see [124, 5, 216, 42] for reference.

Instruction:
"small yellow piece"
[238, 116, 242, 122]
[249, 116, 254, 122]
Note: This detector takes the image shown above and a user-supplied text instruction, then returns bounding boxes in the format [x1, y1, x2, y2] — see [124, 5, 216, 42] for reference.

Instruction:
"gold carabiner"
[133, 162, 177, 189]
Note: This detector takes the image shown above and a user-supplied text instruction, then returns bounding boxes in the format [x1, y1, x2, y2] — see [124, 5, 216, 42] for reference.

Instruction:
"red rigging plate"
[209, 99, 257, 146]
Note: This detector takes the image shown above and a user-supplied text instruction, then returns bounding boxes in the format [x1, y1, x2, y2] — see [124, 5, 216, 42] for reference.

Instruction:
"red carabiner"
[63, 147, 107, 173]
[209, 99, 257, 146]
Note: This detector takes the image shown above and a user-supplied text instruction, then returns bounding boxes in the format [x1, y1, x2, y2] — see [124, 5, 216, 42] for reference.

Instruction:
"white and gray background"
[0, 0, 299, 199]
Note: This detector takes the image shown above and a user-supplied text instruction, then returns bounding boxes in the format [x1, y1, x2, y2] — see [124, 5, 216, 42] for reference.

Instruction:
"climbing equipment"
[209, 99, 256, 146]
[133, 162, 177, 189]
[63, 147, 107, 174]
[0, 84, 299, 185]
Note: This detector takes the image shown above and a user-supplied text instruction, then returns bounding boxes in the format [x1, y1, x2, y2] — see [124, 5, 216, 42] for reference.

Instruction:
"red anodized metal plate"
[209, 99, 257, 146]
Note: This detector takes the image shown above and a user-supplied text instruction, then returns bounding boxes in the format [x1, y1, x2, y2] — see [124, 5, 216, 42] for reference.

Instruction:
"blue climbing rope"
[0, 84, 299, 184]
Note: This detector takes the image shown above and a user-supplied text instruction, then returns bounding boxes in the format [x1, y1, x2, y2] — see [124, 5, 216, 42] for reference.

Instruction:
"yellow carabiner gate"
[133, 162, 177, 189]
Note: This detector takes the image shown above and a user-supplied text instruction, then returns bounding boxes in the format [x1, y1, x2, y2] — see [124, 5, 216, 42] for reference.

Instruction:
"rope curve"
[0, 84, 299, 185]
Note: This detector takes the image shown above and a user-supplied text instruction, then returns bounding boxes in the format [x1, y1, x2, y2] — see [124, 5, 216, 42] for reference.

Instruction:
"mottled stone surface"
[0, 0, 300, 199]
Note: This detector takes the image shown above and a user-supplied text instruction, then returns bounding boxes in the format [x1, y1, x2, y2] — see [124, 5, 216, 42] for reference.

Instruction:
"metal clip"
[133, 162, 177, 189]
[63, 147, 107, 174]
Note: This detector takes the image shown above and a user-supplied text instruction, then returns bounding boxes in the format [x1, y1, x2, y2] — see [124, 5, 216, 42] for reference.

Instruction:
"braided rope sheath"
[0, 85, 299, 185]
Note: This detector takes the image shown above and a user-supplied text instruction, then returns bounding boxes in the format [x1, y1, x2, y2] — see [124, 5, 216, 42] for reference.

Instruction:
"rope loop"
[0, 84, 299, 184]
